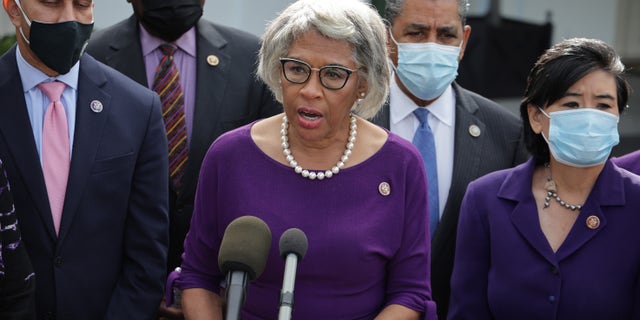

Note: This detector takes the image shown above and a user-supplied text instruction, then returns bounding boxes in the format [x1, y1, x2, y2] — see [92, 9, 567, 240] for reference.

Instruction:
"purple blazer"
[612, 150, 640, 175]
[448, 159, 640, 320]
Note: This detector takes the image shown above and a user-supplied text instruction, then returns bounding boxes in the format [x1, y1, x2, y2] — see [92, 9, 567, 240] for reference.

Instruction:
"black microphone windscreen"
[279, 228, 308, 260]
[218, 216, 272, 280]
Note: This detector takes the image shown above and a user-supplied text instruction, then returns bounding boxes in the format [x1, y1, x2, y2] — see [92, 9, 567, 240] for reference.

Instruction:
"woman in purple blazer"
[448, 38, 640, 320]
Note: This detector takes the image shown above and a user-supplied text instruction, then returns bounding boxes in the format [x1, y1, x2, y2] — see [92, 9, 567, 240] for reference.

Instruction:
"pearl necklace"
[543, 163, 582, 211]
[281, 114, 357, 180]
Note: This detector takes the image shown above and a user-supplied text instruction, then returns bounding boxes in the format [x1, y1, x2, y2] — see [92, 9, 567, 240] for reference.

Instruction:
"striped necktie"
[412, 108, 439, 239]
[153, 44, 188, 191]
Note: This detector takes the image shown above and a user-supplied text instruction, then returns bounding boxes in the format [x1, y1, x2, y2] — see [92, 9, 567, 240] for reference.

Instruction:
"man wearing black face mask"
[86, 1, 281, 318]
[0, 0, 170, 319]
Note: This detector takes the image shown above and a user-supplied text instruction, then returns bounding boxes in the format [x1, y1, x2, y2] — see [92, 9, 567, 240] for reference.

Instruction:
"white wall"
[92, 0, 295, 37]
[3, 0, 638, 62]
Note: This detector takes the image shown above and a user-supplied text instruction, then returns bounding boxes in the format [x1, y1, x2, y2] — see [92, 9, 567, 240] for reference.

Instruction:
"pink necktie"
[39, 81, 70, 235]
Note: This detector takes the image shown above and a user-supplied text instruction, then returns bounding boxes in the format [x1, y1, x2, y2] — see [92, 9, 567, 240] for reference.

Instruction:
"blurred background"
[0, 0, 638, 155]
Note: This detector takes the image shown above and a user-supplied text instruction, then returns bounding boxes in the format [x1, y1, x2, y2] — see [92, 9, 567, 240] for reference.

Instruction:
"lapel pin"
[468, 124, 481, 137]
[90, 100, 103, 113]
[378, 182, 391, 196]
[207, 55, 219, 67]
[586, 215, 600, 229]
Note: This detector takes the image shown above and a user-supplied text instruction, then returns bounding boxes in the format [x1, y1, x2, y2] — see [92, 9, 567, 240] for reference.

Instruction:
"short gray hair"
[385, 0, 470, 26]
[258, 0, 390, 119]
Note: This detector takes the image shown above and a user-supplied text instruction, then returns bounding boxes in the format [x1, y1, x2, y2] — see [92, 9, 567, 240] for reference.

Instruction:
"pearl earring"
[357, 92, 366, 104]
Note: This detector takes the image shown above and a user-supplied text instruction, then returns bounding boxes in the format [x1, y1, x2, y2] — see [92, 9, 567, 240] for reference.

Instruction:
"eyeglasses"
[279, 58, 358, 90]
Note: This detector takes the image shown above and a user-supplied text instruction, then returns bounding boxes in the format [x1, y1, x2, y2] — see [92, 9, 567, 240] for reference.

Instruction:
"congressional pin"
[468, 124, 481, 137]
[586, 215, 600, 229]
[207, 55, 219, 67]
[378, 182, 391, 196]
[90, 100, 103, 113]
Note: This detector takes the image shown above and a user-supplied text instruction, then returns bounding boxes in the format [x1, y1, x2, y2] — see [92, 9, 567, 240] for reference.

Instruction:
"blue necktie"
[412, 108, 439, 238]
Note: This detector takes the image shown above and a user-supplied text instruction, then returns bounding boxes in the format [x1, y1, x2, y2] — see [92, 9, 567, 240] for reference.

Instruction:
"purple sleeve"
[447, 181, 492, 319]
[384, 147, 437, 319]
[612, 150, 640, 175]
[176, 145, 224, 294]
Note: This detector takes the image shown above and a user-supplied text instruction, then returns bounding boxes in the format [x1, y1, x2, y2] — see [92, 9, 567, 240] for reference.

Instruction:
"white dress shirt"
[389, 75, 455, 219]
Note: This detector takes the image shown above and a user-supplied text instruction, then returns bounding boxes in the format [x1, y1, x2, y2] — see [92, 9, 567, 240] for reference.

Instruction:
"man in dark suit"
[86, 0, 281, 277]
[0, 0, 169, 318]
[371, 0, 529, 318]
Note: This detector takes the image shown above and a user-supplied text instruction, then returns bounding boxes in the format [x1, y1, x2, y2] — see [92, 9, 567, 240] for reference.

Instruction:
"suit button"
[54, 256, 63, 267]
[550, 267, 559, 275]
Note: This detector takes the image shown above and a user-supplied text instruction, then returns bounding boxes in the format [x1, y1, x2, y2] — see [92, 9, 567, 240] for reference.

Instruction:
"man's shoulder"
[454, 83, 521, 125]
[90, 17, 135, 44]
[197, 19, 261, 48]
[81, 54, 155, 100]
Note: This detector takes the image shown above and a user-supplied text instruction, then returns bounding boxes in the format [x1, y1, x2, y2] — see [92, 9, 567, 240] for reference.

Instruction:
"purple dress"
[178, 122, 436, 319]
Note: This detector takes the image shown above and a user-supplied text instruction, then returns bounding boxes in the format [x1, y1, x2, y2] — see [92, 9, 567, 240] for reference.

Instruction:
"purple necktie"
[153, 44, 188, 190]
[39, 81, 70, 235]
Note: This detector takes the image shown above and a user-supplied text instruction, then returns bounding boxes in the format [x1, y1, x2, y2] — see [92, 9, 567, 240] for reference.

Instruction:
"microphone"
[218, 216, 272, 320]
[278, 228, 308, 320]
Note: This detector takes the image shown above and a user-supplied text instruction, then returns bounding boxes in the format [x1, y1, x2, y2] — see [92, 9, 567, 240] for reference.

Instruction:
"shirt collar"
[139, 23, 197, 58]
[16, 45, 80, 92]
[389, 73, 455, 127]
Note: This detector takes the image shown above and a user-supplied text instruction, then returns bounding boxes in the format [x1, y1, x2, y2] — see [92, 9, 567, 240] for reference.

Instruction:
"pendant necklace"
[543, 163, 582, 211]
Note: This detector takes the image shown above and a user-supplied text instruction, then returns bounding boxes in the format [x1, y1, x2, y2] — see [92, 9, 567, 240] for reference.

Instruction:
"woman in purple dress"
[449, 38, 640, 319]
[177, 0, 436, 319]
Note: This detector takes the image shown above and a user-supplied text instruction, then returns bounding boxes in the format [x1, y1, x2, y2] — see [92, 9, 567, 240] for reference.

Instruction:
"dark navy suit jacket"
[0, 46, 169, 319]
[371, 82, 529, 319]
[86, 16, 282, 271]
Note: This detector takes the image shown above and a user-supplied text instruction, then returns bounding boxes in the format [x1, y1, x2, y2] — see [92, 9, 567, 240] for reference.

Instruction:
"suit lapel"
[432, 84, 486, 257]
[104, 16, 148, 86]
[0, 47, 58, 240]
[501, 160, 559, 265]
[555, 162, 622, 261]
[57, 55, 111, 242]
[180, 21, 231, 199]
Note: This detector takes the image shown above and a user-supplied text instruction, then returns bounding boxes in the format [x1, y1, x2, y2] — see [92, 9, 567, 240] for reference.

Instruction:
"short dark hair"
[385, 0, 470, 26]
[519, 38, 630, 164]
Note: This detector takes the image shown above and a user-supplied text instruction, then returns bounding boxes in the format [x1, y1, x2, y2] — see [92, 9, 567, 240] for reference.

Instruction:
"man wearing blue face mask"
[370, 0, 529, 318]
[0, 0, 170, 318]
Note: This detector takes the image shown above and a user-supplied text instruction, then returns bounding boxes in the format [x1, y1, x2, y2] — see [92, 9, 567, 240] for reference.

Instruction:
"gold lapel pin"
[207, 55, 219, 67]
[586, 215, 600, 229]
[468, 124, 481, 137]
[378, 182, 391, 196]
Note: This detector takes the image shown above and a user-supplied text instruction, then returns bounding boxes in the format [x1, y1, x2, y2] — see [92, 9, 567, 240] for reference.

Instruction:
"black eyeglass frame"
[279, 57, 359, 90]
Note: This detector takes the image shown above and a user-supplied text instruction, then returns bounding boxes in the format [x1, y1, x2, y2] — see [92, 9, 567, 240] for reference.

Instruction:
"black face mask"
[28, 21, 93, 75]
[139, 0, 203, 42]
[16, 1, 93, 75]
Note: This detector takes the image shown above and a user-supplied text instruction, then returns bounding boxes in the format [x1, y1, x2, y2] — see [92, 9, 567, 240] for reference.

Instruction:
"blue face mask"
[390, 31, 461, 101]
[539, 108, 619, 167]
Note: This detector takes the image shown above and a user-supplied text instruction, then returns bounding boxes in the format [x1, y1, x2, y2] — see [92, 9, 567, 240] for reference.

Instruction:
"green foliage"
[0, 33, 16, 55]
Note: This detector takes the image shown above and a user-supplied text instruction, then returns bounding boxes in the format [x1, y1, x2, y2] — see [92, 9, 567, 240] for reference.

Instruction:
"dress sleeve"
[384, 154, 437, 320]
[177, 146, 225, 294]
